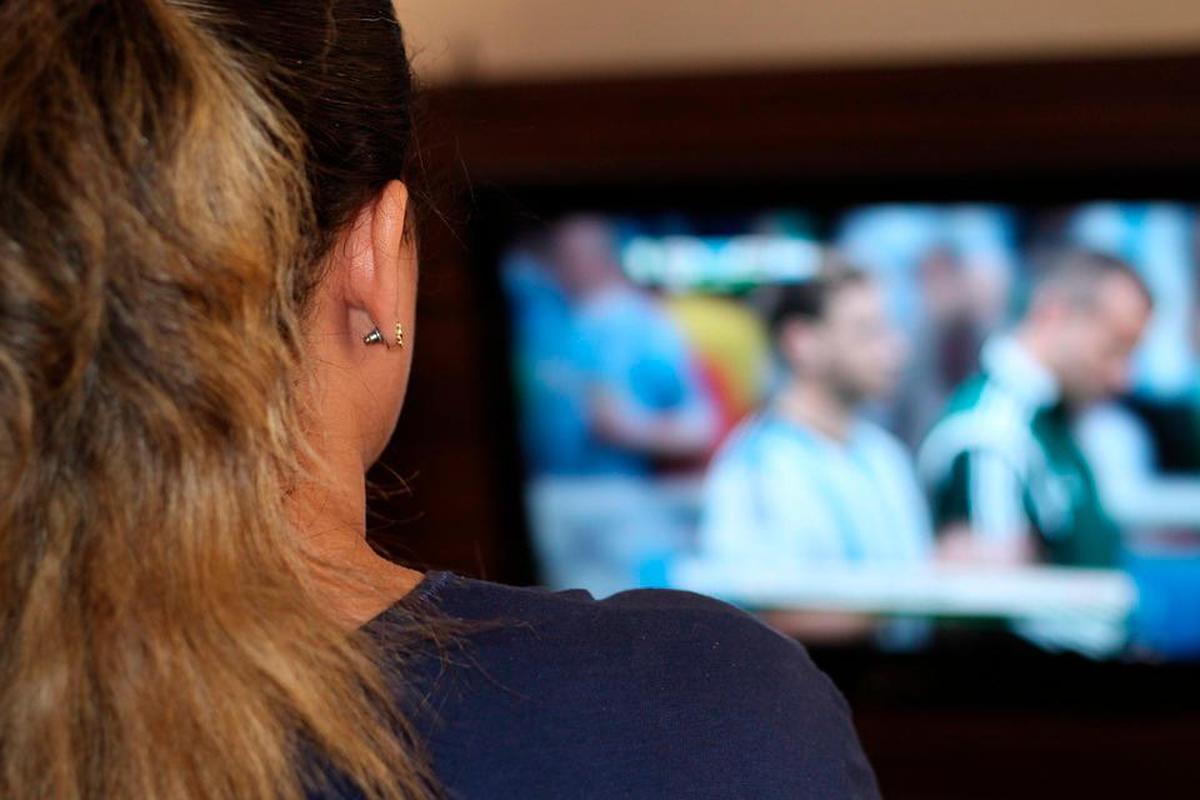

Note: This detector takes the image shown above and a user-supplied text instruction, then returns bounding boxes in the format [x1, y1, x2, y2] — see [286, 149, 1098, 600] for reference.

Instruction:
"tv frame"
[468, 173, 1200, 700]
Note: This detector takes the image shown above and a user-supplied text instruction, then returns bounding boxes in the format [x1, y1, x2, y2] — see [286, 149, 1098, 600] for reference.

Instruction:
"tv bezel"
[467, 172, 1200, 710]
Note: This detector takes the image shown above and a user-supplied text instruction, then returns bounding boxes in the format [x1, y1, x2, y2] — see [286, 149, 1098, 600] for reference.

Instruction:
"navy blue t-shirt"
[346, 571, 879, 799]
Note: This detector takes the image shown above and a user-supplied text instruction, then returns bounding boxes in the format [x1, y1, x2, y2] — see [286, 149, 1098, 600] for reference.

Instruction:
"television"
[477, 184, 1200, 665]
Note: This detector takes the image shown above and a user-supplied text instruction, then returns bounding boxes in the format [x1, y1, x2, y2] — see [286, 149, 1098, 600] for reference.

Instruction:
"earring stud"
[363, 327, 385, 346]
[395, 322, 405, 349]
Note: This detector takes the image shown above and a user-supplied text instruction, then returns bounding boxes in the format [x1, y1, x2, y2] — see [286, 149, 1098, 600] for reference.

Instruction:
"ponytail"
[0, 2, 432, 797]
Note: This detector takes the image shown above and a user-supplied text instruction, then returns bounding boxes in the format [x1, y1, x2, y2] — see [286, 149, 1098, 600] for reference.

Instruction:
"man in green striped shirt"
[918, 249, 1153, 569]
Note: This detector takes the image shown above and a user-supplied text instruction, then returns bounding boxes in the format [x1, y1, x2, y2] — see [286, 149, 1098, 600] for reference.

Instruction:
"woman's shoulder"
[410, 568, 786, 629]
[388, 573, 880, 799]
[403, 571, 827, 680]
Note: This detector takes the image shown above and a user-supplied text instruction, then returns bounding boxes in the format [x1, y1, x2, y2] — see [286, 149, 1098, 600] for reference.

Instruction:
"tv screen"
[496, 199, 1200, 661]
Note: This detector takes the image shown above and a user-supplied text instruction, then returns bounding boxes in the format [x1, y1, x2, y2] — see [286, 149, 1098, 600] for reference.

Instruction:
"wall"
[398, 0, 1200, 83]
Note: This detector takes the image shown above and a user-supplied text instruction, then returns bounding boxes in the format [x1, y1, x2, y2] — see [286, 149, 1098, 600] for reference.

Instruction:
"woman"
[0, 2, 878, 798]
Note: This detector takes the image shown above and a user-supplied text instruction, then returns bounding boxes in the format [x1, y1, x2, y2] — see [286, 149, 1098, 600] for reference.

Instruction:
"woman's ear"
[344, 180, 409, 340]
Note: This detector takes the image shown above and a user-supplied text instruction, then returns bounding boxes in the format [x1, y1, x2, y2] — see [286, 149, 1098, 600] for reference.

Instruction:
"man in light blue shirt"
[699, 264, 933, 573]
[548, 216, 716, 475]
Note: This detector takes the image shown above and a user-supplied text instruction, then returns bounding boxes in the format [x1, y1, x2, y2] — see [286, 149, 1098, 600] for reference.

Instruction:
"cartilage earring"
[363, 327, 385, 346]
[395, 322, 405, 349]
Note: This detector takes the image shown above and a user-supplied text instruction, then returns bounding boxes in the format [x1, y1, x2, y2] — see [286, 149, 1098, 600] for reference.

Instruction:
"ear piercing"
[363, 322, 405, 350]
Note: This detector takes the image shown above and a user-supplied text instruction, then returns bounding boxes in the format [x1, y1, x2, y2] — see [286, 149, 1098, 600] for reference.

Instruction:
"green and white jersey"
[917, 337, 1120, 568]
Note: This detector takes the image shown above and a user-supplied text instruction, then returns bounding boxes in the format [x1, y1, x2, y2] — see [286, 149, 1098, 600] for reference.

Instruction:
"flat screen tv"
[476, 182, 1200, 666]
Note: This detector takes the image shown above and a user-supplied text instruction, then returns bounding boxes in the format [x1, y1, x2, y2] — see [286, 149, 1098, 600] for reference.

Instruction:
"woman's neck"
[288, 446, 424, 629]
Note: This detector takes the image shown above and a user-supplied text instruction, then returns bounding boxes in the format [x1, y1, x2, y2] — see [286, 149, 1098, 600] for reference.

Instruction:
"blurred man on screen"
[919, 248, 1153, 568]
[547, 215, 716, 475]
[698, 263, 933, 585]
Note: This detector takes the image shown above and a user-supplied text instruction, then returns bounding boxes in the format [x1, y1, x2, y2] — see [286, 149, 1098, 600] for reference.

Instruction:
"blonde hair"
[0, 1, 432, 798]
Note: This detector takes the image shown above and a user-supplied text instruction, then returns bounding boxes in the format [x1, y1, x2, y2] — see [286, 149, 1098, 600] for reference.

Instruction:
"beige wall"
[397, 0, 1200, 83]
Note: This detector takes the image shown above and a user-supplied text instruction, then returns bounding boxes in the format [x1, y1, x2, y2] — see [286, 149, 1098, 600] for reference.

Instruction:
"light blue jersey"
[506, 267, 711, 477]
[574, 287, 712, 475]
[698, 412, 933, 567]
